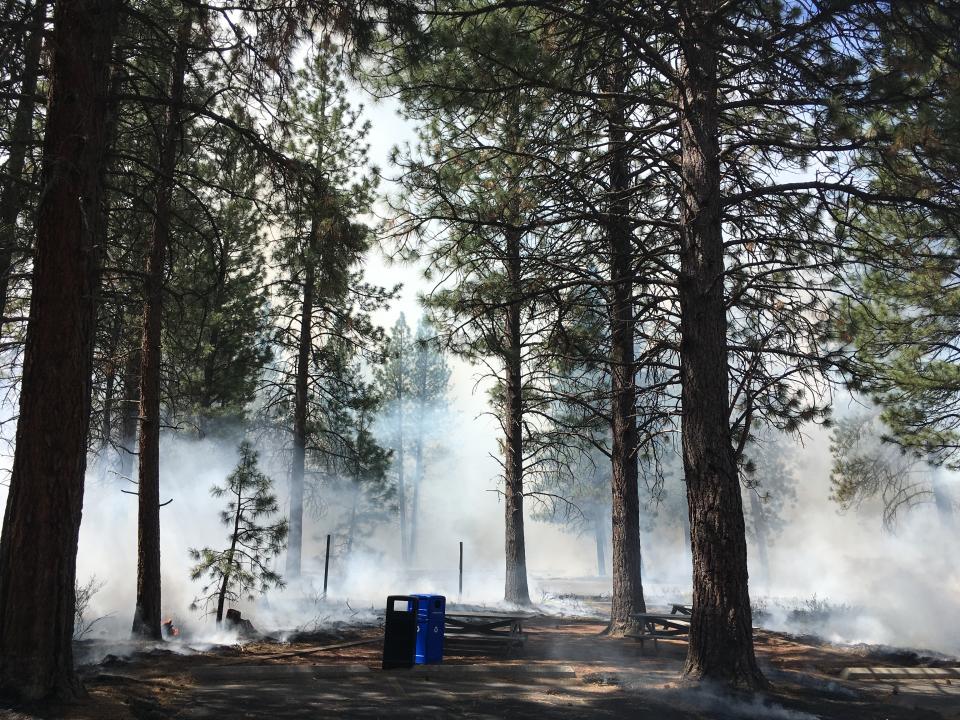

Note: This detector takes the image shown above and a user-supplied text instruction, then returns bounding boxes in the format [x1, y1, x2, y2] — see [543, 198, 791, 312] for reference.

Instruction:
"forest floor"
[3, 611, 959, 719]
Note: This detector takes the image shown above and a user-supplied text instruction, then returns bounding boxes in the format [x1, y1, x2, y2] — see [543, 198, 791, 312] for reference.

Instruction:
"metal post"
[458, 541, 463, 600]
[323, 533, 331, 599]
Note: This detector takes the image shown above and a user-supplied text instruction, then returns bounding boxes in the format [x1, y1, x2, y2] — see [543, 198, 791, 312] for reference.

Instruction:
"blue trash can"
[410, 594, 445, 664]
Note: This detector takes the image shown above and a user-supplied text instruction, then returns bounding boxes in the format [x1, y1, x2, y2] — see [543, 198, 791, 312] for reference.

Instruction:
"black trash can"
[382, 595, 420, 669]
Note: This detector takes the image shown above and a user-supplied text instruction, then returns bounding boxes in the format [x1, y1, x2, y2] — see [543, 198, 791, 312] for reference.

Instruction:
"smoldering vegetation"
[6, 389, 950, 662]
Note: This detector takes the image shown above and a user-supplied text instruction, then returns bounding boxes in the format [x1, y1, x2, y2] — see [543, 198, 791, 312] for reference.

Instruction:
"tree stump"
[224, 609, 259, 639]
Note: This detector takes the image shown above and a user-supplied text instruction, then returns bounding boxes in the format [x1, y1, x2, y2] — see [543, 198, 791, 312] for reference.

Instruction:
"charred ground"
[5, 610, 956, 720]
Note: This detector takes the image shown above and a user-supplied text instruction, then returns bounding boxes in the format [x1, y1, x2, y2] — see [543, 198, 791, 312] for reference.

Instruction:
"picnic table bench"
[443, 611, 534, 657]
[626, 605, 692, 650]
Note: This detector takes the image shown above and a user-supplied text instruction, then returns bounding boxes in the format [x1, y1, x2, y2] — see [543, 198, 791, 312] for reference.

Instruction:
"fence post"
[323, 533, 331, 599]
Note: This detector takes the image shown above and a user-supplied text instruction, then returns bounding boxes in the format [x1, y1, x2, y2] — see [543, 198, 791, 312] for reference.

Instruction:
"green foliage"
[840, 7, 960, 463]
[530, 441, 609, 537]
[165, 113, 273, 434]
[322, 357, 394, 555]
[828, 411, 930, 530]
[189, 441, 288, 614]
[373, 314, 451, 482]
[260, 39, 395, 524]
[375, 313, 415, 422]
[741, 434, 799, 542]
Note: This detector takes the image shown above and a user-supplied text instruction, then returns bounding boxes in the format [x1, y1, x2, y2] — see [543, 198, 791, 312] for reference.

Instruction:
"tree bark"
[119, 345, 140, 479]
[677, 0, 764, 688]
[132, 11, 191, 639]
[100, 312, 124, 453]
[197, 235, 229, 436]
[606, 57, 646, 635]
[96, 52, 127, 460]
[503, 226, 530, 606]
[286, 211, 318, 579]
[0, 0, 118, 700]
[0, 0, 47, 323]
[216, 483, 242, 623]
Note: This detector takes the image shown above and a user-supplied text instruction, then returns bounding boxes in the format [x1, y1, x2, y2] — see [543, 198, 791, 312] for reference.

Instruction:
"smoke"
[654, 684, 821, 720]
[750, 422, 960, 657]
[16, 364, 598, 646]
[0, 357, 956, 662]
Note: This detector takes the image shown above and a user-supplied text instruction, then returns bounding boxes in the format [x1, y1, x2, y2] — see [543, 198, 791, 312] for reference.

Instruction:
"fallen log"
[222, 637, 380, 664]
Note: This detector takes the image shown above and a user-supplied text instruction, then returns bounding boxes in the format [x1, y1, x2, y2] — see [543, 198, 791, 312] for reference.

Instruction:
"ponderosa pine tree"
[382, 0, 938, 686]
[321, 352, 393, 559]
[0, 0, 120, 699]
[189, 440, 288, 623]
[829, 410, 955, 531]
[0, 0, 46, 325]
[375, 0, 665, 625]
[839, 7, 960, 465]
[406, 320, 450, 561]
[132, 4, 194, 640]
[266, 41, 388, 578]
[374, 316, 451, 562]
[164, 116, 273, 437]
[0, 0, 413, 698]
[374, 313, 415, 562]
[741, 434, 798, 590]
[392, 104, 568, 604]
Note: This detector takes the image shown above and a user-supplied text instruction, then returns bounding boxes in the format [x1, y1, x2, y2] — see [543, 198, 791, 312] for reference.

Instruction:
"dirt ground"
[3, 614, 959, 719]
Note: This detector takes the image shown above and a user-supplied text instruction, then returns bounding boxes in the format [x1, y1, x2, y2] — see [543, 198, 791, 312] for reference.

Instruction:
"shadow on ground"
[2, 618, 957, 719]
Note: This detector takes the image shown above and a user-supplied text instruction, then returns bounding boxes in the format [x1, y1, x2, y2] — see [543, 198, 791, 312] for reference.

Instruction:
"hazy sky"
[351, 84, 426, 325]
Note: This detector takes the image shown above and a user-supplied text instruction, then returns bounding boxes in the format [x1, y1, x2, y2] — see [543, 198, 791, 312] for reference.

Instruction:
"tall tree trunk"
[346, 482, 360, 559]
[503, 226, 530, 606]
[397, 381, 408, 564]
[287, 213, 318, 579]
[594, 515, 606, 577]
[748, 490, 771, 590]
[100, 312, 124, 453]
[96, 50, 127, 460]
[677, 1, 763, 688]
[215, 484, 242, 623]
[0, 0, 118, 699]
[197, 238, 229, 436]
[132, 11, 191, 639]
[119, 345, 140, 479]
[197, 317, 222, 438]
[0, 0, 47, 323]
[408, 409, 424, 563]
[606, 58, 646, 635]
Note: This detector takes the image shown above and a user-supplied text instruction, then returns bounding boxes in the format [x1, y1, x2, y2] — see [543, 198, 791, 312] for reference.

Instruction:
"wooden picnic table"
[627, 608, 693, 650]
[632, 613, 691, 630]
[443, 611, 535, 656]
[444, 611, 534, 636]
